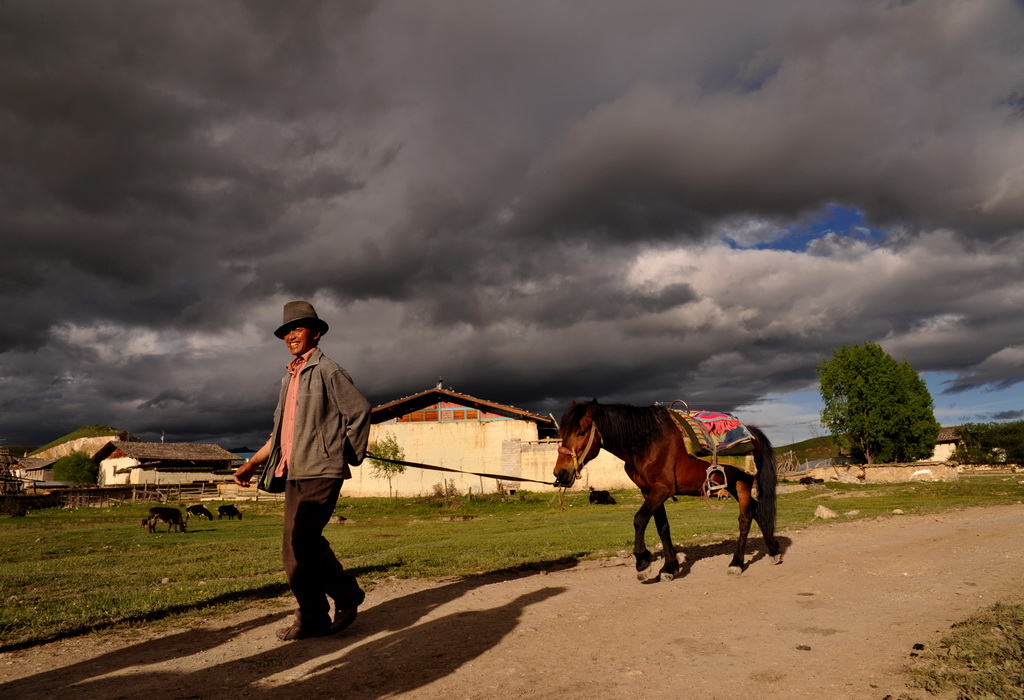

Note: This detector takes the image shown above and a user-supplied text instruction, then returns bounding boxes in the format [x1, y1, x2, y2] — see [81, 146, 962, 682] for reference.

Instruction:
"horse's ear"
[569, 399, 577, 407]
[585, 398, 598, 416]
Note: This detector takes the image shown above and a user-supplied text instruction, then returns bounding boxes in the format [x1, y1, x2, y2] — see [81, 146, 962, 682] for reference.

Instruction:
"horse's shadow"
[646, 535, 793, 582]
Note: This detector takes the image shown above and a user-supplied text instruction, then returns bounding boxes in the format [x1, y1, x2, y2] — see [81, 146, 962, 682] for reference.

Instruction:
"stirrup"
[704, 463, 729, 492]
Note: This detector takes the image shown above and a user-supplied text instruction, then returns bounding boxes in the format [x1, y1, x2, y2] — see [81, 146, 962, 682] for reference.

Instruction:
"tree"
[953, 420, 1024, 464]
[52, 450, 99, 485]
[367, 432, 406, 499]
[817, 341, 940, 464]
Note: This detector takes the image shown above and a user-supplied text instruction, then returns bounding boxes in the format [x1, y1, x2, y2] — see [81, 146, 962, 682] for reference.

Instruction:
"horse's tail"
[748, 426, 777, 540]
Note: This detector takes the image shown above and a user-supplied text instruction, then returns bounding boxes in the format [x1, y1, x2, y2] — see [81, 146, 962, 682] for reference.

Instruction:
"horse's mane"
[561, 402, 671, 463]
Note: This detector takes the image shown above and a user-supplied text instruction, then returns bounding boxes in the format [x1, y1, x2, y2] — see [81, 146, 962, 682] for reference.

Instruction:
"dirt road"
[2, 503, 1023, 699]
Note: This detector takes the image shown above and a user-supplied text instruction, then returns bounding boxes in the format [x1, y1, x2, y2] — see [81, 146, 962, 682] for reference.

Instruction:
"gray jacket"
[269, 348, 371, 480]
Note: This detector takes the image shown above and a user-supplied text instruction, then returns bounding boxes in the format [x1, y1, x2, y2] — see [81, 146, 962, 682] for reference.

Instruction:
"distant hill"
[29, 425, 134, 456]
[1, 445, 37, 458]
[773, 435, 838, 464]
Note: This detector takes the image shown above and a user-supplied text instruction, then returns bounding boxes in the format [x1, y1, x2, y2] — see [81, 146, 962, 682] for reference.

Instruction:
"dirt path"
[2, 504, 1023, 699]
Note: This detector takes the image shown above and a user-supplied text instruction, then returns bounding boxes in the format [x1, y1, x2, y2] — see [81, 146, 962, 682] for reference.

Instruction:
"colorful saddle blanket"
[669, 410, 757, 475]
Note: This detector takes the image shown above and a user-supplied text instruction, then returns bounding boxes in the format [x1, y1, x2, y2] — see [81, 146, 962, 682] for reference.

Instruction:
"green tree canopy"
[817, 341, 940, 464]
[52, 450, 99, 485]
[953, 420, 1024, 464]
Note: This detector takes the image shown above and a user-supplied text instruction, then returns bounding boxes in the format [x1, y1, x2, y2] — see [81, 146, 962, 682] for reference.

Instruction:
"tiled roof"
[97, 440, 236, 462]
[372, 387, 554, 426]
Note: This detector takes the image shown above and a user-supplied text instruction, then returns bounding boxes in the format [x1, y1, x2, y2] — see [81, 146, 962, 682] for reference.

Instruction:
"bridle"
[558, 420, 600, 480]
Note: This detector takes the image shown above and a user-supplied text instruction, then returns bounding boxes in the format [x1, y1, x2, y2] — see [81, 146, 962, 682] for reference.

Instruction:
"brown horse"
[553, 399, 781, 581]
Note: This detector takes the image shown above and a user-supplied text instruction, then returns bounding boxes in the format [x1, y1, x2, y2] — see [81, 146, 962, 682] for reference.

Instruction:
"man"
[234, 300, 371, 641]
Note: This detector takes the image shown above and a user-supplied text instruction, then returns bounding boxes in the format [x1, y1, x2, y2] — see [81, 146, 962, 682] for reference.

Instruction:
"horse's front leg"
[632, 502, 656, 581]
[633, 490, 673, 582]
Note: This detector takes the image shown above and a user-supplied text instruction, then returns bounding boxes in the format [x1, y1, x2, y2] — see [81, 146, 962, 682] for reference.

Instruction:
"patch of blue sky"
[721, 204, 886, 253]
[733, 389, 825, 447]
[925, 372, 1024, 425]
[744, 373, 1024, 447]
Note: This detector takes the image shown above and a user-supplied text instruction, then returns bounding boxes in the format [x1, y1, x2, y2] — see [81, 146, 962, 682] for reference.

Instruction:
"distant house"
[344, 386, 627, 497]
[11, 456, 59, 484]
[95, 440, 238, 486]
[921, 426, 961, 463]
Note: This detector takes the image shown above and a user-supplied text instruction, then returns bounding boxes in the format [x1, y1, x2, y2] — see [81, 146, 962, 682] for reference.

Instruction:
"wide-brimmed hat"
[275, 300, 329, 338]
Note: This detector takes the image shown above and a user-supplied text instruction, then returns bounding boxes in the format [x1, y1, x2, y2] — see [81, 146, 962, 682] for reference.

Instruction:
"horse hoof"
[636, 566, 660, 583]
[770, 554, 783, 565]
[661, 570, 675, 582]
[727, 565, 743, 575]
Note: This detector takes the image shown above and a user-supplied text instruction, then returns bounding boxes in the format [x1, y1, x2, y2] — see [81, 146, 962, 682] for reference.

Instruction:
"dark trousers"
[283, 477, 364, 630]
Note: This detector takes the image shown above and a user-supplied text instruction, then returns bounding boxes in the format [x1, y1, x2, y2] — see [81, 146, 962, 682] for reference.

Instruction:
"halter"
[558, 420, 600, 479]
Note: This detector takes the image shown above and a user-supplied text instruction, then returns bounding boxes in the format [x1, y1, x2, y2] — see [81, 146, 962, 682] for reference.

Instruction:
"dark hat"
[275, 300, 329, 338]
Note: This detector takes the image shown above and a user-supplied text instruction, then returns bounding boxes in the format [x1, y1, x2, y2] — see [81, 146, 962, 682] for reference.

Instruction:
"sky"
[2, 0, 1024, 451]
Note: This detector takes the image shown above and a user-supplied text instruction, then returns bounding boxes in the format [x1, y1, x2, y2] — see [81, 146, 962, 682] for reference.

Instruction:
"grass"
[907, 601, 1024, 699]
[1, 476, 1022, 654]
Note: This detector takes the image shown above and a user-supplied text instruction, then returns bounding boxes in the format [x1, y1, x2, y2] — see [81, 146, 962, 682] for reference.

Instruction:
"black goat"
[147, 507, 187, 533]
[217, 504, 242, 520]
[185, 504, 214, 521]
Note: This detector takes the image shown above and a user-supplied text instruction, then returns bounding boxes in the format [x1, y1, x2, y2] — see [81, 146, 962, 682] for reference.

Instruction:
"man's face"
[283, 325, 320, 357]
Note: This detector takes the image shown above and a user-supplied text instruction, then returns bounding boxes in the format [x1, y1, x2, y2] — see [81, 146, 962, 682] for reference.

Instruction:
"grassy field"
[2, 475, 1022, 657]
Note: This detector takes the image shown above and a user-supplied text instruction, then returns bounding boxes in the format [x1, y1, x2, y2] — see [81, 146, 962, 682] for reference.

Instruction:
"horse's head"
[553, 399, 602, 487]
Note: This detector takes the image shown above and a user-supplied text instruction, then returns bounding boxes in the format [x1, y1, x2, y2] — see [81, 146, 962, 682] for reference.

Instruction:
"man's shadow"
[283, 586, 566, 698]
[1, 565, 572, 699]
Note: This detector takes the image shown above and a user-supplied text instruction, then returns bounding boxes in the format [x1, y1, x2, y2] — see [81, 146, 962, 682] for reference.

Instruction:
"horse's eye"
[577, 430, 586, 437]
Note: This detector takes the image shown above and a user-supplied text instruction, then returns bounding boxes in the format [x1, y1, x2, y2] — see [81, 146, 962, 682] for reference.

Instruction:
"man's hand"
[233, 460, 260, 487]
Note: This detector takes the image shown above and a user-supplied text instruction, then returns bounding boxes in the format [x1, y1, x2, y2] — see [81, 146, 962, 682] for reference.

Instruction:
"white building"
[346, 386, 628, 498]
[95, 440, 237, 486]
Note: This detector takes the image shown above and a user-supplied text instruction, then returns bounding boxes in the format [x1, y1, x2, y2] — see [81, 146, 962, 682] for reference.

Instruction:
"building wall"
[805, 463, 959, 482]
[345, 421, 632, 498]
[99, 457, 137, 486]
[921, 442, 957, 463]
[128, 468, 229, 485]
[516, 439, 630, 490]
[99, 457, 228, 486]
[348, 420, 536, 497]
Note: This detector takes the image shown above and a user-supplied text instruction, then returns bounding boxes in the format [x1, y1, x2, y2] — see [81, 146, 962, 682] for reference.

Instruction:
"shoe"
[276, 624, 331, 641]
[330, 607, 358, 634]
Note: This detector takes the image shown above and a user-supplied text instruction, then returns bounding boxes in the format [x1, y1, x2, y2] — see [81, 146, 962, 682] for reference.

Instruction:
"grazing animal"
[217, 504, 242, 520]
[554, 399, 780, 582]
[147, 506, 187, 533]
[588, 487, 616, 505]
[185, 504, 214, 521]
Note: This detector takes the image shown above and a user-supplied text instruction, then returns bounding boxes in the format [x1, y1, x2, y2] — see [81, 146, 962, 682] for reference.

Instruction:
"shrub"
[52, 451, 99, 485]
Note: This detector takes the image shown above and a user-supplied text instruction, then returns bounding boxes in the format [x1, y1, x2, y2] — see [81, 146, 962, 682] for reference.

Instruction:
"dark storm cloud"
[1, 0, 384, 348]
[2, 1, 1024, 448]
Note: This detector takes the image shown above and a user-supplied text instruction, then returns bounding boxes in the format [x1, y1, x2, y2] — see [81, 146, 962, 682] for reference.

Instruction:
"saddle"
[668, 405, 758, 489]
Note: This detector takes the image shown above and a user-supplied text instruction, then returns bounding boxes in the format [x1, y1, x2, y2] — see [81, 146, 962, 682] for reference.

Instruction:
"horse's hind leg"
[652, 505, 682, 581]
[728, 481, 755, 574]
[753, 509, 782, 564]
